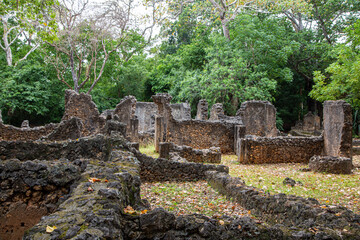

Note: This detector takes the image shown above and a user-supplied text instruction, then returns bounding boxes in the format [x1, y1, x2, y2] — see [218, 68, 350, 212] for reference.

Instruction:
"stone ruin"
[0, 91, 359, 239]
[159, 142, 221, 163]
[291, 111, 322, 136]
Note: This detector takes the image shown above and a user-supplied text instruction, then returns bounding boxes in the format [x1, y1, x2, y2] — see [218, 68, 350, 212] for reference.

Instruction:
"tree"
[0, 0, 57, 66]
[164, 0, 310, 40]
[47, 0, 159, 93]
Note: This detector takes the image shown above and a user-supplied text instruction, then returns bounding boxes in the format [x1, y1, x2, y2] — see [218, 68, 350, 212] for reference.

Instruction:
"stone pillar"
[21, 120, 30, 128]
[196, 99, 208, 120]
[323, 101, 352, 158]
[234, 125, 246, 156]
[237, 101, 277, 137]
[129, 118, 139, 141]
[154, 116, 164, 152]
[209, 103, 225, 121]
[152, 93, 174, 152]
[159, 142, 172, 159]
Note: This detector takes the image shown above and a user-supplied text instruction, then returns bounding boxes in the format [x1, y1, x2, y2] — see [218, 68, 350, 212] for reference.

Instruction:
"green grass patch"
[139, 144, 159, 158]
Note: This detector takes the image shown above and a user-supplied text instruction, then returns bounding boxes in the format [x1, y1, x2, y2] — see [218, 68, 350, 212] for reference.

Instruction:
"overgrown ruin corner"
[0, 90, 359, 240]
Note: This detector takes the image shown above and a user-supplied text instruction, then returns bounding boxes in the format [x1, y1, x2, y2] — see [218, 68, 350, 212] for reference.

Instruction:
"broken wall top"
[62, 89, 104, 136]
[237, 100, 277, 137]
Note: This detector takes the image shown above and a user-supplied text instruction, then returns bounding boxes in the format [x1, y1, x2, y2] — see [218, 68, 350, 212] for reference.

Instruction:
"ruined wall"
[238, 136, 324, 164]
[323, 100, 352, 158]
[195, 99, 208, 120]
[207, 171, 360, 238]
[135, 102, 158, 132]
[170, 102, 191, 120]
[0, 123, 57, 141]
[135, 151, 228, 182]
[0, 134, 124, 161]
[159, 142, 221, 163]
[136, 101, 192, 133]
[237, 100, 277, 137]
[167, 120, 235, 153]
[62, 90, 105, 136]
[0, 159, 82, 240]
[209, 103, 225, 121]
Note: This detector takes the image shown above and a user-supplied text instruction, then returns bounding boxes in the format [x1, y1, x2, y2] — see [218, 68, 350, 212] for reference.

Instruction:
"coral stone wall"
[0, 122, 57, 141]
[62, 90, 105, 136]
[167, 120, 235, 153]
[238, 136, 324, 164]
[159, 142, 221, 163]
[323, 100, 353, 158]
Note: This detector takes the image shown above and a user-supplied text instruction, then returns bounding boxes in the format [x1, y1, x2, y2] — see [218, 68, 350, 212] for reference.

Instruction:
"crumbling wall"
[323, 100, 352, 158]
[113, 96, 138, 141]
[167, 120, 235, 153]
[159, 142, 221, 163]
[0, 159, 82, 240]
[62, 90, 105, 136]
[0, 122, 58, 141]
[238, 136, 324, 164]
[196, 99, 208, 120]
[209, 103, 225, 121]
[135, 151, 228, 182]
[136, 101, 193, 134]
[170, 102, 191, 120]
[153, 94, 235, 153]
[207, 171, 360, 238]
[135, 102, 158, 132]
[237, 100, 278, 137]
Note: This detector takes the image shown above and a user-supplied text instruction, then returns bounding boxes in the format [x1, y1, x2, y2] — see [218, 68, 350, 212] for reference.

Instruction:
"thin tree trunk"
[70, 50, 79, 92]
[221, 19, 231, 40]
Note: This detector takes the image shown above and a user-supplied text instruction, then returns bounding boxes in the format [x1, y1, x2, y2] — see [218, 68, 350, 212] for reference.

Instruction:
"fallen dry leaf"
[46, 225, 57, 233]
[89, 178, 101, 183]
[124, 205, 136, 215]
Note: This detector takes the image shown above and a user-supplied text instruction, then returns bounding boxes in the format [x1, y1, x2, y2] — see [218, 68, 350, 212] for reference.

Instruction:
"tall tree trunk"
[2, 20, 13, 66]
[221, 19, 231, 40]
[70, 50, 79, 93]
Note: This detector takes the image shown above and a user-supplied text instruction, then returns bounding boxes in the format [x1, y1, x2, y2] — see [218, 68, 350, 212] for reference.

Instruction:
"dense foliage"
[0, 0, 359, 132]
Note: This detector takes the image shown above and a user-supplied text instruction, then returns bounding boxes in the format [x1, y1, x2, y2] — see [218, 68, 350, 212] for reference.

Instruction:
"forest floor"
[139, 145, 360, 216]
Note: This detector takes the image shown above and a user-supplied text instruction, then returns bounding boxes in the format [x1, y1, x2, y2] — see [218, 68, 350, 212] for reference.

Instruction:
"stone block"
[195, 99, 208, 120]
[309, 155, 352, 174]
[323, 100, 352, 158]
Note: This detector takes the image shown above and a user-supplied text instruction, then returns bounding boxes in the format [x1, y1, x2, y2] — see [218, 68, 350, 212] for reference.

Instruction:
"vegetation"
[140, 145, 360, 215]
[0, 0, 359, 130]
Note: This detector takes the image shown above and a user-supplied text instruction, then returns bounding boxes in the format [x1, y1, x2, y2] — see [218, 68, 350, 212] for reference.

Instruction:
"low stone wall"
[0, 122, 58, 141]
[207, 171, 360, 239]
[0, 134, 124, 161]
[309, 155, 353, 174]
[167, 120, 235, 153]
[134, 151, 228, 182]
[238, 136, 324, 164]
[0, 159, 82, 240]
[159, 142, 221, 163]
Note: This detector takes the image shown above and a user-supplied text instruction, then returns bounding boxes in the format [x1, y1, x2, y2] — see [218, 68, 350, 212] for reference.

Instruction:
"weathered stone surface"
[209, 103, 225, 121]
[0, 134, 125, 161]
[42, 117, 83, 141]
[114, 95, 138, 141]
[0, 122, 58, 141]
[323, 100, 352, 158]
[237, 100, 278, 137]
[135, 102, 158, 132]
[303, 112, 321, 132]
[238, 136, 324, 164]
[135, 151, 228, 182]
[167, 120, 235, 153]
[21, 120, 30, 128]
[309, 155, 353, 174]
[196, 99, 208, 120]
[170, 102, 191, 120]
[62, 90, 105, 136]
[159, 142, 221, 163]
[0, 159, 81, 240]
